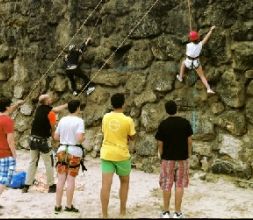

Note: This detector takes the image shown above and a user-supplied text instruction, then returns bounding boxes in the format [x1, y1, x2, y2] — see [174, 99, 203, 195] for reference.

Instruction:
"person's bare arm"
[52, 103, 67, 113]
[54, 132, 60, 141]
[157, 140, 163, 159]
[188, 136, 192, 158]
[7, 133, 16, 159]
[201, 25, 216, 45]
[9, 100, 24, 114]
[76, 133, 85, 144]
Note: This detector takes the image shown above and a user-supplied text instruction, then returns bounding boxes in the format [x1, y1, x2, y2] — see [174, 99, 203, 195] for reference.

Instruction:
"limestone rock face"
[1, 0, 253, 179]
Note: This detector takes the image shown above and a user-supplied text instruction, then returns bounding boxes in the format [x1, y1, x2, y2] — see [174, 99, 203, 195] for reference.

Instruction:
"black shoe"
[64, 205, 79, 213]
[48, 184, 56, 193]
[22, 185, 30, 193]
[54, 206, 62, 214]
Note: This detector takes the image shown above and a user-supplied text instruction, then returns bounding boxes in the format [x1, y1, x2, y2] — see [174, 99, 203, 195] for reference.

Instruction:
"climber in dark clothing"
[64, 37, 95, 96]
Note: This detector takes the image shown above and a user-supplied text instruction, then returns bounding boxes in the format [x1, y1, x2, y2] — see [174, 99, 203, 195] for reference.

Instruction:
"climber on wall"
[176, 26, 216, 94]
[64, 37, 96, 96]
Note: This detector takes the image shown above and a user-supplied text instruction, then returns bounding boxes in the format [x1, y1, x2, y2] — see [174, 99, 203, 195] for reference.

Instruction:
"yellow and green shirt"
[100, 112, 136, 161]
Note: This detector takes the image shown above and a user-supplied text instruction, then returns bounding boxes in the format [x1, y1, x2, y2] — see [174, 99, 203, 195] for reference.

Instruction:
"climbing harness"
[77, 0, 161, 97]
[56, 144, 87, 172]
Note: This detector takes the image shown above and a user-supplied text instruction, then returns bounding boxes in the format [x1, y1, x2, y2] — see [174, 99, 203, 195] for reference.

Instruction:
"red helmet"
[188, 31, 199, 41]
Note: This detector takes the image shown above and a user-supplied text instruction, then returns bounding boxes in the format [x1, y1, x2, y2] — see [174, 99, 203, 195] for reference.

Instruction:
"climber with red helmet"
[176, 26, 216, 94]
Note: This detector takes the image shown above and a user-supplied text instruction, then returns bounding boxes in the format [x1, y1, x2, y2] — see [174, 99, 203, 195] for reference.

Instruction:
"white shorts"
[184, 58, 201, 70]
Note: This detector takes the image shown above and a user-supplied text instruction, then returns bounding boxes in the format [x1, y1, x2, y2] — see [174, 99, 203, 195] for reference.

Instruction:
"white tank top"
[186, 42, 203, 58]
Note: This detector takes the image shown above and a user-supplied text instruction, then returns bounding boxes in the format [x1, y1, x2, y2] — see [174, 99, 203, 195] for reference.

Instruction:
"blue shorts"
[0, 157, 16, 185]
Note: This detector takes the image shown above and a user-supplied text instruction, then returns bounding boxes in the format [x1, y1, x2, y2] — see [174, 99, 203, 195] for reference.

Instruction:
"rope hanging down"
[77, 0, 161, 97]
[187, 0, 192, 31]
[12, 0, 104, 118]
[186, 0, 198, 133]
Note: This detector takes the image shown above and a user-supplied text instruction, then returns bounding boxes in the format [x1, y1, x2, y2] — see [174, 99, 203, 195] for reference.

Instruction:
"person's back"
[158, 116, 192, 160]
[66, 50, 82, 67]
[0, 115, 13, 157]
[101, 112, 133, 161]
[186, 41, 202, 58]
[31, 105, 52, 138]
[57, 115, 84, 145]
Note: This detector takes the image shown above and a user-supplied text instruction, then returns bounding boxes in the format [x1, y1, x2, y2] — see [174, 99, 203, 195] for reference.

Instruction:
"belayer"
[177, 26, 216, 94]
[64, 37, 95, 96]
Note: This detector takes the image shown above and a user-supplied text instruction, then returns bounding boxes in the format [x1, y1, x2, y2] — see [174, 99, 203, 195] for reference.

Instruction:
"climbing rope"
[191, 72, 198, 134]
[187, 0, 192, 31]
[77, 0, 161, 97]
[186, 0, 198, 133]
[12, 0, 104, 118]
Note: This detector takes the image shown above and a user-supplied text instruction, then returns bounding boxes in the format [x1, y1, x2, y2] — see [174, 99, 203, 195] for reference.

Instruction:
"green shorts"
[101, 159, 131, 176]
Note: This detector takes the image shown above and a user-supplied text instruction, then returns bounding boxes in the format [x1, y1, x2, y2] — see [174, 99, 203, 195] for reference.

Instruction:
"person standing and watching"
[100, 93, 136, 218]
[22, 94, 67, 193]
[0, 98, 24, 205]
[54, 100, 85, 213]
[155, 100, 193, 218]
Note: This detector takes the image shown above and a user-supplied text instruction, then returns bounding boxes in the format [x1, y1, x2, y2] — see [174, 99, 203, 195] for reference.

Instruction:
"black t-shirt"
[155, 116, 193, 160]
[31, 105, 52, 138]
[65, 44, 87, 67]
[66, 50, 82, 66]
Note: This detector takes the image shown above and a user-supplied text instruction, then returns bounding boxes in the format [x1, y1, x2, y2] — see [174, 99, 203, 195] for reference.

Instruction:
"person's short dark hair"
[0, 98, 12, 112]
[165, 100, 177, 115]
[68, 100, 81, 113]
[111, 93, 125, 109]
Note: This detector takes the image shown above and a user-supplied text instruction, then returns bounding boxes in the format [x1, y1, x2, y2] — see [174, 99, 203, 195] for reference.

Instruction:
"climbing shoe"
[207, 88, 215, 94]
[176, 74, 183, 82]
[86, 86, 95, 95]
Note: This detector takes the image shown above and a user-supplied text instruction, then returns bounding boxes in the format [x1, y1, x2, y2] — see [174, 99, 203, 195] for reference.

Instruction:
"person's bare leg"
[179, 62, 186, 79]
[195, 66, 214, 93]
[175, 187, 184, 213]
[119, 175, 129, 216]
[0, 184, 5, 196]
[55, 173, 67, 207]
[100, 173, 113, 218]
[162, 190, 171, 212]
[66, 175, 76, 208]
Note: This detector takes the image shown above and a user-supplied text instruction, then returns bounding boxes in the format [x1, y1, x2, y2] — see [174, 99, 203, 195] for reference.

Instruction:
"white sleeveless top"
[186, 42, 203, 58]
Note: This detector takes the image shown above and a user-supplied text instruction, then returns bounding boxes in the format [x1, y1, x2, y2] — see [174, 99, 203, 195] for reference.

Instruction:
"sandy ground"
[1, 149, 253, 218]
